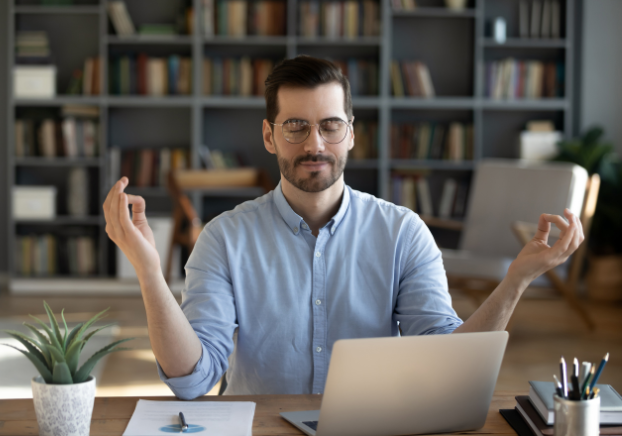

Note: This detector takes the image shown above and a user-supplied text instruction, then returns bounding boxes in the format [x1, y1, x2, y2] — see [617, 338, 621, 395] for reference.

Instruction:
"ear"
[347, 116, 355, 152]
[263, 119, 276, 155]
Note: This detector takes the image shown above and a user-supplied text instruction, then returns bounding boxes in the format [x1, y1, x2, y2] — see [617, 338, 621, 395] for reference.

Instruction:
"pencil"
[590, 352, 609, 390]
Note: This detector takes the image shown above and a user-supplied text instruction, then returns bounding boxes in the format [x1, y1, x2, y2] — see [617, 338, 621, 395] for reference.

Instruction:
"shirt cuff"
[156, 341, 209, 390]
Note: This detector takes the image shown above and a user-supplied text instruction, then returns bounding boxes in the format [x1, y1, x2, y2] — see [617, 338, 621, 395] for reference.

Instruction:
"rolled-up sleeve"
[156, 222, 238, 399]
[393, 215, 463, 336]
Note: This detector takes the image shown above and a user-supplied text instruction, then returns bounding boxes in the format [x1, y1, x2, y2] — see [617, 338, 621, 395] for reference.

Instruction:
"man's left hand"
[507, 209, 584, 286]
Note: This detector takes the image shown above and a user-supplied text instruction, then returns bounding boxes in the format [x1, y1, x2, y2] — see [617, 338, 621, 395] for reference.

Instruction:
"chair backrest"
[460, 159, 588, 257]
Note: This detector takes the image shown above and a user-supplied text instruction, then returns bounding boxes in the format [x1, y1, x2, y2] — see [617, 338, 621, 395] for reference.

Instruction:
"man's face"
[262, 83, 355, 193]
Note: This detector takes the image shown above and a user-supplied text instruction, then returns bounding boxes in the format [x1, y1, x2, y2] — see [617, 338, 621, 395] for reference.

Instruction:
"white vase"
[31, 376, 96, 436]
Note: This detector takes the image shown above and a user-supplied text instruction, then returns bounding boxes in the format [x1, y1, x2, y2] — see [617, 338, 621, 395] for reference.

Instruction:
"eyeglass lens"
[282, 120, 348, 144]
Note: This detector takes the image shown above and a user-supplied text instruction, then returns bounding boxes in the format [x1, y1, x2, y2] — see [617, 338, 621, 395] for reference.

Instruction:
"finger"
[551, 217, 576, 257]
[534, 214, 552, 241]
[118, 192, 134, 235]
[126, 194, 147, 224]
[107, 178, 128, 237]
[103, 177, 128, 214]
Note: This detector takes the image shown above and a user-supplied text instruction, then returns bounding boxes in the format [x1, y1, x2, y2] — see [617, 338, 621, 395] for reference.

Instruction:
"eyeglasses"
[270, 118, 353, 144]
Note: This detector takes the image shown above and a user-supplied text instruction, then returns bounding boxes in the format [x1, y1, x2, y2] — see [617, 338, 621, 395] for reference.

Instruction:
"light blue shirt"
[157, 183, 463, 399]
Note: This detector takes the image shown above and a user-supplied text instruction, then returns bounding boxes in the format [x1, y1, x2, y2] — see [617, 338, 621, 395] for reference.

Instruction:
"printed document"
[122, 399, 256, 435]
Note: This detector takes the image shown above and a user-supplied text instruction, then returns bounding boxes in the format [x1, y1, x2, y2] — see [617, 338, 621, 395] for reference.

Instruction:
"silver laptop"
[281, 331, 508, 436]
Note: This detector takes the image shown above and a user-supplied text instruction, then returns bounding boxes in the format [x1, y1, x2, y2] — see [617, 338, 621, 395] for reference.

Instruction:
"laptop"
[281, 331, 508, 436]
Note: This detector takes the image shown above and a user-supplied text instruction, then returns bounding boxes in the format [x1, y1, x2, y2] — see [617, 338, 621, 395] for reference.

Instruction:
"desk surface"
[0, 392, 520, 436]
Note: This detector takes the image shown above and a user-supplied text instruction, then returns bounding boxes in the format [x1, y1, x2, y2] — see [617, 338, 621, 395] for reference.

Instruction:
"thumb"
[127, 195, 147, 224]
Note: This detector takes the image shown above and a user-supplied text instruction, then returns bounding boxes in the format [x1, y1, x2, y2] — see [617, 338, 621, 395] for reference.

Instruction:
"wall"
[581, 0, 622, 154]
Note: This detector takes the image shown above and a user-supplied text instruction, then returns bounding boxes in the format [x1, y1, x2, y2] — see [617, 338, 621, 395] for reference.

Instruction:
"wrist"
[502, 268, 531, 296]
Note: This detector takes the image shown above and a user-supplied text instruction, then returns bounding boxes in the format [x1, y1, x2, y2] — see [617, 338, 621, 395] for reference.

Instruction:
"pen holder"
[554, 395, 600, 436]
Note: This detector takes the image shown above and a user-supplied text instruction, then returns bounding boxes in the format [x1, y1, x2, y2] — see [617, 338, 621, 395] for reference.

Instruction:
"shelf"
[190, 187, 267, 197]
[390, 97, 476, 109]
[9, 277, 186, 295]
[352, 97, 380, 108]
[125, 187, 169, 197]
[296, 37, 382, 46]
[204, 36, 288, 45]
[14, 158, 102, 167]
[106, 96, 194, 107]
[346, 159, 379, 169]
[482, 38, 568, 49]
[392, 7, 476, 18]
[14, 216, 102, 226]
[13, 96, 102, 106]
[202, 97, 266, 108]
[14, 6, 100, 15]
[391, 160, 475, 170]
[106, 35, 194, 45]
[481, 99, 568, 111]
[420, 215, 464, 231]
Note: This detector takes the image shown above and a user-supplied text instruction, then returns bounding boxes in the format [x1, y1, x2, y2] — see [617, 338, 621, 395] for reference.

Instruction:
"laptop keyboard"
[303, 421, 319, 431]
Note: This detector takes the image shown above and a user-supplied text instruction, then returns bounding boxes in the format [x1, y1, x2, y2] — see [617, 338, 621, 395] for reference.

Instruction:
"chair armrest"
[512, 220, 561, 246]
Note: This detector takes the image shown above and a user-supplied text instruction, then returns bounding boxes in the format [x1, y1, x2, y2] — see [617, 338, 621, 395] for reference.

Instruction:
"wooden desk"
[0, 392, 520, 436]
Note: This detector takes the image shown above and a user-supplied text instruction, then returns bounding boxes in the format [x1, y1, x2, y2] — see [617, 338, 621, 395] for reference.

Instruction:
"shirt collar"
[273, 181, 351, 235]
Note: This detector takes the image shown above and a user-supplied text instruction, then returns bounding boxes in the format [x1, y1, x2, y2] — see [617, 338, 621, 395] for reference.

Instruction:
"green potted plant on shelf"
[552, 125, 622, 300]
[2, 302, 134, 436]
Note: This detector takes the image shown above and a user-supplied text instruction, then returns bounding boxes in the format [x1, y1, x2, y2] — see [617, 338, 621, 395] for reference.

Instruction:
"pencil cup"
[553, 395, 600, 436]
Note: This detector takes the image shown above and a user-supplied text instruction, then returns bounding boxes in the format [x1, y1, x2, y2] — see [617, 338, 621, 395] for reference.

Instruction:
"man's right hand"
[103, 177, 161, 276]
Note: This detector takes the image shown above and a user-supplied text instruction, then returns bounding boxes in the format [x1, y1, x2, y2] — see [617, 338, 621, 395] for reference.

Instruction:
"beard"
[277, 151, 347, 193]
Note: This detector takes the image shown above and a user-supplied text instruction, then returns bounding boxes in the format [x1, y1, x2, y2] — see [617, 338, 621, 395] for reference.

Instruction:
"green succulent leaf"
[75, 308, 110, 342]
[61, 309, 69, 350]
[2, 344, 53, 383]
[65, 339, 85, 375]
[52, 361, 73, 384]
[3, 330, 51, 370]
[43, 301, 64, 350]
[29, 315, 63, 352]
[81, 324, 114, 347]
[73, 338, 135, 383]
[45, 343, 66, 363]
[22, 323, 53, 366]
[65, 322, 84, 350]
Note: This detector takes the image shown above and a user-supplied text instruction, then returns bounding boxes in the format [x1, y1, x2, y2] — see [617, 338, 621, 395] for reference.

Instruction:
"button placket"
[311, 229, 328, 394]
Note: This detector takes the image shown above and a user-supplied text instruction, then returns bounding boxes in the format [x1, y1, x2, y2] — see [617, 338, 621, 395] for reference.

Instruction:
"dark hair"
[264, 55, 352, 125]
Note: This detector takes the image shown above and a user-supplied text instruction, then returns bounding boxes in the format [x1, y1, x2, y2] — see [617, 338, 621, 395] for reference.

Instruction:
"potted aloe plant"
[2, 302, 134, 436]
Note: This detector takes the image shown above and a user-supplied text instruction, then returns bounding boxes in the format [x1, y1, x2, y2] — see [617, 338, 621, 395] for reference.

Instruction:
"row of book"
[202, 0, 286, 37]
[389, 0, 416, 11]
[391, 122, 474, 161]
[15, 234, 97, 276]
[107, 1, 194, 37]
[15, 31, 51, 65]
[390, 61, 436, 97]
[349, 120, 378, 160]
[518, 0, 562, 39]
[15, 106, 100, 158]
[298, 1, 381, 38]
[203, 57, 273, 96]
[109, 54, 193, 96]
[484, 59, 564, 99]
[332, 59, 378, 96]
[109, 147, 190, 188]
[66, 56, 102, 96]
[391, 176, 469, 219]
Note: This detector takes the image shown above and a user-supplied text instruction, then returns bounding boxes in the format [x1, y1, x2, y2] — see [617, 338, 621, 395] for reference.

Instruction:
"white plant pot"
[31, 376, 96, 436]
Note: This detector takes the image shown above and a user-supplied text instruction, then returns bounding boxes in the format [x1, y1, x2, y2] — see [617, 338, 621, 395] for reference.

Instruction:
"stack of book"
[202, 0, 286, 37]
[109, 54, 192, 96]
[15, 105, 100, 158]
[390, 61, 435, 97]
[484, 59, 564, 99]
[203, 57, 274, 96]
[331, 59, 378, 96]
[350, 120, 378, 160]
[389, 0, 417, 11]
[106, 1, 136, 37]
[298, 0, 380, 38]
[198, 146, 245, 169]
[391, 175, 469, 219]
[15, 234, 97, 277]
[503, 381, 622, 436]
[109, 147, 189, 188]
[391, 122, 474, 162]
[15, 31, 51, 65]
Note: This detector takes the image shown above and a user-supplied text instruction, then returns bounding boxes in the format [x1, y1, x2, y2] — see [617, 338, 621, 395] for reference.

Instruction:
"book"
[540, 0, 551, 38]
[107, 1, 136, 36]
[519, 0, 530, 38]
[516, 396, 622, 436]
[416, 177, 433, 217]
[530, 0, 542, 38]
[529, 381, 622, 425]
[550, 0, 560, 38]
[439, 179, 457, 219]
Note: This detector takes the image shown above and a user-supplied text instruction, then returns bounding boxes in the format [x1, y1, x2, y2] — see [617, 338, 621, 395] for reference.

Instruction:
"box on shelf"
[13, 66, 56, 98]
[519, 131, 562, 162]
[13, 186, 57, 220]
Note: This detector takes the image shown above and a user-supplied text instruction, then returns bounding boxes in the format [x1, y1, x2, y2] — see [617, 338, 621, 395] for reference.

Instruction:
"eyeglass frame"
[269, 116, 355, 145]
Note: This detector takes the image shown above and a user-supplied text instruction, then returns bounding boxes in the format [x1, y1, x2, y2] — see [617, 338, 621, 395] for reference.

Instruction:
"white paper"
[122, 400, 256, 435]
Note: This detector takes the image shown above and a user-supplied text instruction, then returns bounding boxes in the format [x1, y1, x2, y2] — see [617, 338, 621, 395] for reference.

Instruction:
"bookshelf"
[5, 0, 578, 290]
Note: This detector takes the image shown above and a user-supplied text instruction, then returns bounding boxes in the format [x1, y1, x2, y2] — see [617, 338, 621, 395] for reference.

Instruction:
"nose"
[303, 124, 326, 154]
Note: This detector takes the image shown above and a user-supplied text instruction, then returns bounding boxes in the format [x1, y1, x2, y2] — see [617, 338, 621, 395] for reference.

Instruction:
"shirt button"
[316, 347, 322, 353]
[315, 299, 321, 305]
[331, 227, 335, 234]
[315, 251, 321, 258]
[293, 227, 298, 233]
[301, 223, 308, 229]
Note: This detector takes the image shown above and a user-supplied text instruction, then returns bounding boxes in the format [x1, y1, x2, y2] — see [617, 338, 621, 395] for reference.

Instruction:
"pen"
[179, 412, 188, 432]
[591, 387, 600, 400]
[553, 374, 563, 397]
[590, 352, 609, 391]
[582, 365, 595, 399]
[560, 356, 568, 399]
[571, 358, 580, 400]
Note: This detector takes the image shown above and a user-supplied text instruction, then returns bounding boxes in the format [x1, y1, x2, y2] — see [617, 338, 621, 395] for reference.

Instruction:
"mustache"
[294, 154, 336, 166]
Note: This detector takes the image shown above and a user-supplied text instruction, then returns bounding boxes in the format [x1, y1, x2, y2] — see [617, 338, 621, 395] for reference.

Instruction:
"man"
[103, 56, 584, 400]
